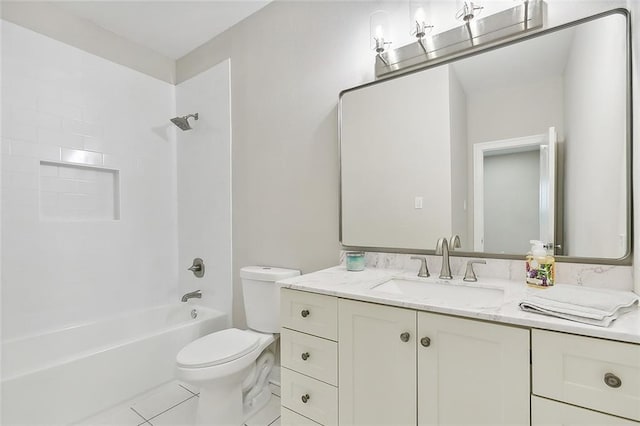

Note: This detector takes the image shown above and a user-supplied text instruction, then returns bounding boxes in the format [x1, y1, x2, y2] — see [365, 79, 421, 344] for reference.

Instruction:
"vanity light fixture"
[455, 0, 483, 22]
[370, 10, 392, 65]
[374, 0, 544, 78]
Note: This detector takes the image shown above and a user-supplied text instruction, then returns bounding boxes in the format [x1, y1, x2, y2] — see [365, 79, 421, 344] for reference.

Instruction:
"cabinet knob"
[301, 309, 310, 318]
[420, 337, 431, 347]
[301, 352, 310, 361]
[301, 393, 310, 403]
[604, 373, 622, 388]
[400, 332, 410, 342]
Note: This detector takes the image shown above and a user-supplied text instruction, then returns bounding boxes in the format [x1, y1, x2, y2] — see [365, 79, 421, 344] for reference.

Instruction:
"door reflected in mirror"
[339, 11, 629, 262]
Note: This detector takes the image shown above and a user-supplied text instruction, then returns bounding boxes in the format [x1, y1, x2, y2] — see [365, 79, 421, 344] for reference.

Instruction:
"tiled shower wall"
[1, 21, 180, 339]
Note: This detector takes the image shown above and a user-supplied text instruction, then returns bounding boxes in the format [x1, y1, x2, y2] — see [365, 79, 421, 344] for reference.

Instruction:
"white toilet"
[176, 266, 300, 426]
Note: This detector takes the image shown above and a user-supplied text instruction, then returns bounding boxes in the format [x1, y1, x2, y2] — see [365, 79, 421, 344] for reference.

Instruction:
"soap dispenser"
[526, 240, 555, 288]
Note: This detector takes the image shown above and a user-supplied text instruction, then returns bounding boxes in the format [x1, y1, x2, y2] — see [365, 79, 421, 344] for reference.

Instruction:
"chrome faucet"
[181, 290, 202, 302]
[435, 238, 453, 279]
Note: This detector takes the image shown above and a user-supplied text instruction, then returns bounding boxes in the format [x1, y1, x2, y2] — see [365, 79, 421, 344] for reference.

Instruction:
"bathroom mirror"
[339, 10, 631, 263]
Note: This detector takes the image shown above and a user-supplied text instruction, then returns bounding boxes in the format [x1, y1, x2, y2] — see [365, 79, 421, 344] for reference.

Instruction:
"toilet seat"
[177, 328, 260, 369]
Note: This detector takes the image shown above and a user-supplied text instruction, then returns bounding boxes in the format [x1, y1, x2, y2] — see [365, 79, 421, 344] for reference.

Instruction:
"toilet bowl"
[176, 266, 300, 426]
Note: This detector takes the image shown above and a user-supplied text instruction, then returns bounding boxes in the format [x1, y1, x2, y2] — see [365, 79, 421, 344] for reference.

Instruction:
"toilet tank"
[240, 266, 300, 333]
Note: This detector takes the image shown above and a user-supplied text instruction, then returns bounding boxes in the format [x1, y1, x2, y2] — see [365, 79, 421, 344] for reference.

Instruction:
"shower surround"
[1, 19, 232, 423]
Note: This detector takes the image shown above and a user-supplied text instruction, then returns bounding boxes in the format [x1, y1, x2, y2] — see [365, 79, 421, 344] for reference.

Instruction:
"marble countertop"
[278, 265, 640, 344]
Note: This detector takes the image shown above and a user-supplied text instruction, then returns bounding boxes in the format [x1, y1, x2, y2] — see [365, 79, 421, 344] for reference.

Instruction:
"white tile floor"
[77, 381, 281, 426]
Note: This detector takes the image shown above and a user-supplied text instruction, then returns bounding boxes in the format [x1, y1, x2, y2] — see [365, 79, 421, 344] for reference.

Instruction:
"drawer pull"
[301, 352, 310, 361]
[604, 373, 622, 388]
[400, 332, 410, 342]
[301, 393, 310, 403]
[420, 337, 431, 347]
[301, 309, 310, 318]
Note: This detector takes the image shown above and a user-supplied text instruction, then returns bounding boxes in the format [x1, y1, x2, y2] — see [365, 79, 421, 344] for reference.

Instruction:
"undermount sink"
[370, 278, 504, 308]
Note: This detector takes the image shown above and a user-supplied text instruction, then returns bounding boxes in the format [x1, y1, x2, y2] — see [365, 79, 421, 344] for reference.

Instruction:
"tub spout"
[181, 290, 202, 302]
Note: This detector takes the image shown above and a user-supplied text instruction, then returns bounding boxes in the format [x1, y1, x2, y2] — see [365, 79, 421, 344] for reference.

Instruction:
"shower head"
[170, 113, 199, 131]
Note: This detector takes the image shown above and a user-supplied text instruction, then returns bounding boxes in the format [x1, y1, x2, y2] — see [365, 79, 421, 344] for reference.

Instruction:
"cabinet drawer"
[281, 328, 338, 386]
[532, 396, 639, 425]
[281, 407, 322, 426]
[281, 367, 338, 425]
[281, 289, 337, 340]
[532, 329, 640, 421]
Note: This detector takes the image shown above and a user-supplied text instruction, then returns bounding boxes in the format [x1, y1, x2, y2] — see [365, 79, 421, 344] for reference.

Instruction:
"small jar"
[346, 251, 365, 271]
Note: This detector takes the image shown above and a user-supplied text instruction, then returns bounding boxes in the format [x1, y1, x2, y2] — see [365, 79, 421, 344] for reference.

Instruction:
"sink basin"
[370, 278, 504, 308]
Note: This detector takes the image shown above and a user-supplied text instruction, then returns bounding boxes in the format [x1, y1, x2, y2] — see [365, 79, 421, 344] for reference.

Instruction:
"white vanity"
[277, 266, 640, 426]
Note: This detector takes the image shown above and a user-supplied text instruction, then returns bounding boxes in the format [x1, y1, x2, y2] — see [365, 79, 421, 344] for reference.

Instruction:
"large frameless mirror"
[339, 10, 630, 263]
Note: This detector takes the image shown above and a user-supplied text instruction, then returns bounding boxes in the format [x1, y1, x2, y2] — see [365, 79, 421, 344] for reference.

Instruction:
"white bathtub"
[1, 303, 227, 425]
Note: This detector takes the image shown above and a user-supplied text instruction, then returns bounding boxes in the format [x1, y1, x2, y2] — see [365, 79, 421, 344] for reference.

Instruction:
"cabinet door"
[418, 312, 530, 426]
[339, 299, 417, 426]
[532, 395, 639, 425]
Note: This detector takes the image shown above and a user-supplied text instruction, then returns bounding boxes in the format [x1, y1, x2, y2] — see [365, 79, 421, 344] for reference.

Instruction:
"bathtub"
[1, 303, 227, 425]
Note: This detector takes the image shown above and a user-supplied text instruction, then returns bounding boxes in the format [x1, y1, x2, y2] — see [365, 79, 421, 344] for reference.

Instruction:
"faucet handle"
[463, 260, 486, 282]
[410, 256, 430, 278]
[188, 258, 205, 278]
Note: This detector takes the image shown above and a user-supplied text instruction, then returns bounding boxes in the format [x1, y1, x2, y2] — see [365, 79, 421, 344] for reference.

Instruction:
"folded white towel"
[519, 284, 639, 327]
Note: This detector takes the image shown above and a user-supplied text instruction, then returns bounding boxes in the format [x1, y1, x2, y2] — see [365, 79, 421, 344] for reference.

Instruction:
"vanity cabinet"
[532, 329, 640, 424]
[280, 289, 338, 426]
[417, 311, 530, 425]
[338, 299, 530, 426]
[338, 299, 417, 425]
[281, 288, 640, 426]
[531, 396, 639, 425]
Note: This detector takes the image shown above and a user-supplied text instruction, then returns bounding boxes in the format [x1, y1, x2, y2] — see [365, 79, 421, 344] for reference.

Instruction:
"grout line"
[145, 394, 198, 422]
[178, 384, 198, 396]
[267, 415, 281, 426]
[131, 407, 151, 426]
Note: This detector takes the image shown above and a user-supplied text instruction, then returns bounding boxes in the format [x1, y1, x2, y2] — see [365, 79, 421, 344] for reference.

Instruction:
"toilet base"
[243, 378, 273, 421]
[196, 381, 244, 426]
[192, 360, 274, 425]
[194, 379, 273, 426]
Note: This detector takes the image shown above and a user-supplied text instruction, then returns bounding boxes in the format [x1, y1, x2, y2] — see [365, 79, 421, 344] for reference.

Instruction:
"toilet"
[176, 266, 300, 426]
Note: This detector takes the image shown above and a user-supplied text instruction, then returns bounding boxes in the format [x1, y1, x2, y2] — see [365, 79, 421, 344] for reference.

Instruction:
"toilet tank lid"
[240, 266, 300, 281]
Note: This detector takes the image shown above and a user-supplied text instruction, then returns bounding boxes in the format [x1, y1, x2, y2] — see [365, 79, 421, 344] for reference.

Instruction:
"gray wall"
[484, 150, 540, 254]
[177, 1, 379, 326]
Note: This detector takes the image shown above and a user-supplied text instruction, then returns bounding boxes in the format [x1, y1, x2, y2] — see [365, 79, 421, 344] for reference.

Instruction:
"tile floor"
[77, 381, 281, 426]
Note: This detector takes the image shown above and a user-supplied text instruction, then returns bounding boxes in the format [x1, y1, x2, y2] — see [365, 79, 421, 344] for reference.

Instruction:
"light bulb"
[409, 1, 432, 38]
[375, 24, 384, 41]
[370, 10, 391, 53]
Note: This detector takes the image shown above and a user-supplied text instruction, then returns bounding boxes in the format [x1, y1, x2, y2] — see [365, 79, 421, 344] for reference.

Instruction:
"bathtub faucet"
[181, 290, 202, 302]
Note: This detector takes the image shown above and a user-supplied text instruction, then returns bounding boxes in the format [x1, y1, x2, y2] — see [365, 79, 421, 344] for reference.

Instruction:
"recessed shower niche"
[39, 161, 121, 221]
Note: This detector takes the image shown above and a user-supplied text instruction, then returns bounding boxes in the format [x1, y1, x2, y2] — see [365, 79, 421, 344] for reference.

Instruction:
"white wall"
[176, 60, 232, 321]
[0, 1, 175, 84]
[448, 68, 469, 248]
[563, 15, 627, 259]
[466, 76, 564, 145]
[1, 21, 178, 340]
[341, 66, 453, 250]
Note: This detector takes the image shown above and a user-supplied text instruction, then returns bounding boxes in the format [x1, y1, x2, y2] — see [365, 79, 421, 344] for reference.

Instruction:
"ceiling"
[52, 1, 272, 60]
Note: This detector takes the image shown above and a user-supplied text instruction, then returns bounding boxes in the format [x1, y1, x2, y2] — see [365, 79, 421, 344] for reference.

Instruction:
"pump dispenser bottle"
[526, 240, 555, 287]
